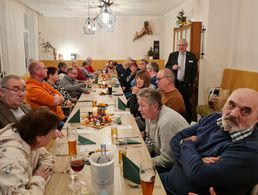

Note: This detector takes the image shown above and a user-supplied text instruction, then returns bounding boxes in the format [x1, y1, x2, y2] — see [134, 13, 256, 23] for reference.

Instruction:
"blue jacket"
[167, 113, 258, 195]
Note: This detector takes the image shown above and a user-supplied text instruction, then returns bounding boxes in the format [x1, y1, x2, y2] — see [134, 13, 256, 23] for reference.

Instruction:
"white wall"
[198, 0, 258, 104]
[39, 16, 164, 60]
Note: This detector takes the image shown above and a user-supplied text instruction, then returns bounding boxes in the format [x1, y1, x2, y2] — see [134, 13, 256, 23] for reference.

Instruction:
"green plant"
[176, 9, 187, 26]
[147, 47, 154, 56]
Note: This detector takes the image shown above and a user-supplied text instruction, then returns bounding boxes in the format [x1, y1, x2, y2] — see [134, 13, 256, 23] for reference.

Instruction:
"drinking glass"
[67, 129, 77, 156]
[111, 124, 118, 139]
[69, 154, 85, 191]
[107, 85, 112, 95]
[140, 160, 156, 195]
[118, 140, 127, 165]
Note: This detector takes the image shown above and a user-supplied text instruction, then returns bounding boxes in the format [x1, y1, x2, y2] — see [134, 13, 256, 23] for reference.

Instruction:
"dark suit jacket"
[165, 51, 197, 86]
[0, 101, 31, 128]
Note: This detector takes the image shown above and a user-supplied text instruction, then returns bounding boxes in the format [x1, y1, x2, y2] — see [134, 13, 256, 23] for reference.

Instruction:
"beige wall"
[38, 16, 164, 60]
[199, 0, 258, 104]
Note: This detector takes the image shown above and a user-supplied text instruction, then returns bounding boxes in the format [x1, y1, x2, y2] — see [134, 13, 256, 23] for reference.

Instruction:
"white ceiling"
[19, 0, 183, 17]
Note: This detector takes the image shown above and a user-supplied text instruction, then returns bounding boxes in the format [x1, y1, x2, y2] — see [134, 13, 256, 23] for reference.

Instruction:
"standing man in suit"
[165, 38, 197, 122]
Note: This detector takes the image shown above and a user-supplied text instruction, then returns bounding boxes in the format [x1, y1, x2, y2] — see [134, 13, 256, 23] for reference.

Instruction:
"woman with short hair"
[137, 87, 189, 173]
[0, 107, 59, 194]
[47, 66, 73, 106]
[127, 70, 151, 131]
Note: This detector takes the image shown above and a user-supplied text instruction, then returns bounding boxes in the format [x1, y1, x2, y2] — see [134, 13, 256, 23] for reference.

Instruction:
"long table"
[44, 83, 166, 195]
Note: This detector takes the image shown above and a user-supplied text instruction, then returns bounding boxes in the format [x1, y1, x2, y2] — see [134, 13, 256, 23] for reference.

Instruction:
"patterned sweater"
[0, 124, 54, 194]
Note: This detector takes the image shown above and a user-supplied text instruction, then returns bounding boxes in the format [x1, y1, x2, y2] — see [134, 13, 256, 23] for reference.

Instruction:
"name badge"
[189, 60, 193, 63]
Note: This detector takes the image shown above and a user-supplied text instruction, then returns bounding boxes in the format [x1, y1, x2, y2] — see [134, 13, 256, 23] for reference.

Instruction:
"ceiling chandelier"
[83, 0, 116, 35]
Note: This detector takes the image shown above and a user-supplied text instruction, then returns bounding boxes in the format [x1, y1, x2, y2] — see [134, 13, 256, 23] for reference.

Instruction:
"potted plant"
[147, 47, 154, 60]
[176, 9, 187, 27]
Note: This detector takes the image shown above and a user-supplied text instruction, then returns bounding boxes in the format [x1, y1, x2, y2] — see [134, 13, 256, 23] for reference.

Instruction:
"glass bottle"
[97, 143, 111, 163]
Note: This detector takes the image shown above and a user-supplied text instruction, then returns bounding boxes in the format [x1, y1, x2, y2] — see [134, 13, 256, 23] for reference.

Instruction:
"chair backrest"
[221, 68, 258, 91]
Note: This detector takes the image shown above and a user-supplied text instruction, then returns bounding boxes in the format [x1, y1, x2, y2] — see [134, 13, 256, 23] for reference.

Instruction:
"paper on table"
[77, 128, 98, 134]
[117, 125, 132, 130]
[110, 111, 130, 115]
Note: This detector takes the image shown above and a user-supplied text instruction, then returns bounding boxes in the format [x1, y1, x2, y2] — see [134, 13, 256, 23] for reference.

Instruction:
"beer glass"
[92, 99, 97, 107]
[67, 129, 77, 156]
[140, 160, 156, 195]
[111, 124, 118, 139]
[118, 140, 127, 165]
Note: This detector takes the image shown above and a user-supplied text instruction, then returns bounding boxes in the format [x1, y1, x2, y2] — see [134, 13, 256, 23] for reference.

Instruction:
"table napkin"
[118, 139, 141, 145]
[118, 97, 126, 110]
[78, 135, 96, 145]
[68, 109, 80, 123]
[122, 154, 140, 184]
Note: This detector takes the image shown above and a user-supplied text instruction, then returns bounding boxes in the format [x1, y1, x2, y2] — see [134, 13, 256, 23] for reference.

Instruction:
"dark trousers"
[176, 81, 192, 123]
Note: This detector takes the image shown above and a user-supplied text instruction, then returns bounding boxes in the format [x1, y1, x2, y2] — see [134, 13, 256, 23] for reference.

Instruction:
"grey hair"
[0, 75, 22, 88]
[161, 68, 175, 83]
[137, 87, 162, 109]
[147, 62, 159, 73]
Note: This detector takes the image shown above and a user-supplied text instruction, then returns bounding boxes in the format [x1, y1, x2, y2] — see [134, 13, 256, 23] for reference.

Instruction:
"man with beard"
[160, 88, 258, 195]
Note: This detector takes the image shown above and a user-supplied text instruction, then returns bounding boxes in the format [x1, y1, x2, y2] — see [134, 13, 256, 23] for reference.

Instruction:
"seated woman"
[120, 60, 139, 98]
[0, 107, 59, 194]
[47, 67, 74, 107]
[137, 88, 189, 173]
[127, 70, 151, 132]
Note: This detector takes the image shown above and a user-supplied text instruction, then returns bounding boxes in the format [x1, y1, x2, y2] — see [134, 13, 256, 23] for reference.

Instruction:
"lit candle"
[93, 107, 98, 116]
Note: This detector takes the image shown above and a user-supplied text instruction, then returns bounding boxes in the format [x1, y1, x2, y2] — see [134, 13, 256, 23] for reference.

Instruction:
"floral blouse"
[47, 81, 72, 106]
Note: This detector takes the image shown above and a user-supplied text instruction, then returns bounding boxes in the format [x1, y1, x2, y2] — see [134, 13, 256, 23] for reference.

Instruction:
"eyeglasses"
[156, 76, 169, 81]
[178, 44, 187, 47]
[37, 67, 47, 71]
[2, 87, 26, 93]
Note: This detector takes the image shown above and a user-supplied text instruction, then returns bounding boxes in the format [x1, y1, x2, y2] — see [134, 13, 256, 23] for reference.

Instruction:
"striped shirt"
[217, 117, 254, 142]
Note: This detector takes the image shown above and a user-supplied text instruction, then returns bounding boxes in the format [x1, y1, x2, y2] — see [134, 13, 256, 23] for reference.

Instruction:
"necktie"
[177, 53, 185, 81]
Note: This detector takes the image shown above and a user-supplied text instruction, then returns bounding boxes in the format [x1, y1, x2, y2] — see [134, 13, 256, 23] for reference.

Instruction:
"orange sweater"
[26, 77, 65, 120]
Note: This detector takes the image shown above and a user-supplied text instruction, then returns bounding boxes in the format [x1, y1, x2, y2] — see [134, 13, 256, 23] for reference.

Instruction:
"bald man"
[26, 61, 65, 129]
[161, 88, 258, 195]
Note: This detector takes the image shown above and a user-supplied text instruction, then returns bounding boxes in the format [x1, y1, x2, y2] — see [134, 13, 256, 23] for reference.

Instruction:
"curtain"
[0, 0, 39, 76]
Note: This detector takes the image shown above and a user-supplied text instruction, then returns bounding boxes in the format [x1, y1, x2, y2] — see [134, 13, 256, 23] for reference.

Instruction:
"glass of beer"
[118, 140, 127, 165]
[67, 129, 77, 156]
[140, 160, 156, 195]
[111, 124, 118, 139]
[92, 99, 97, 107]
